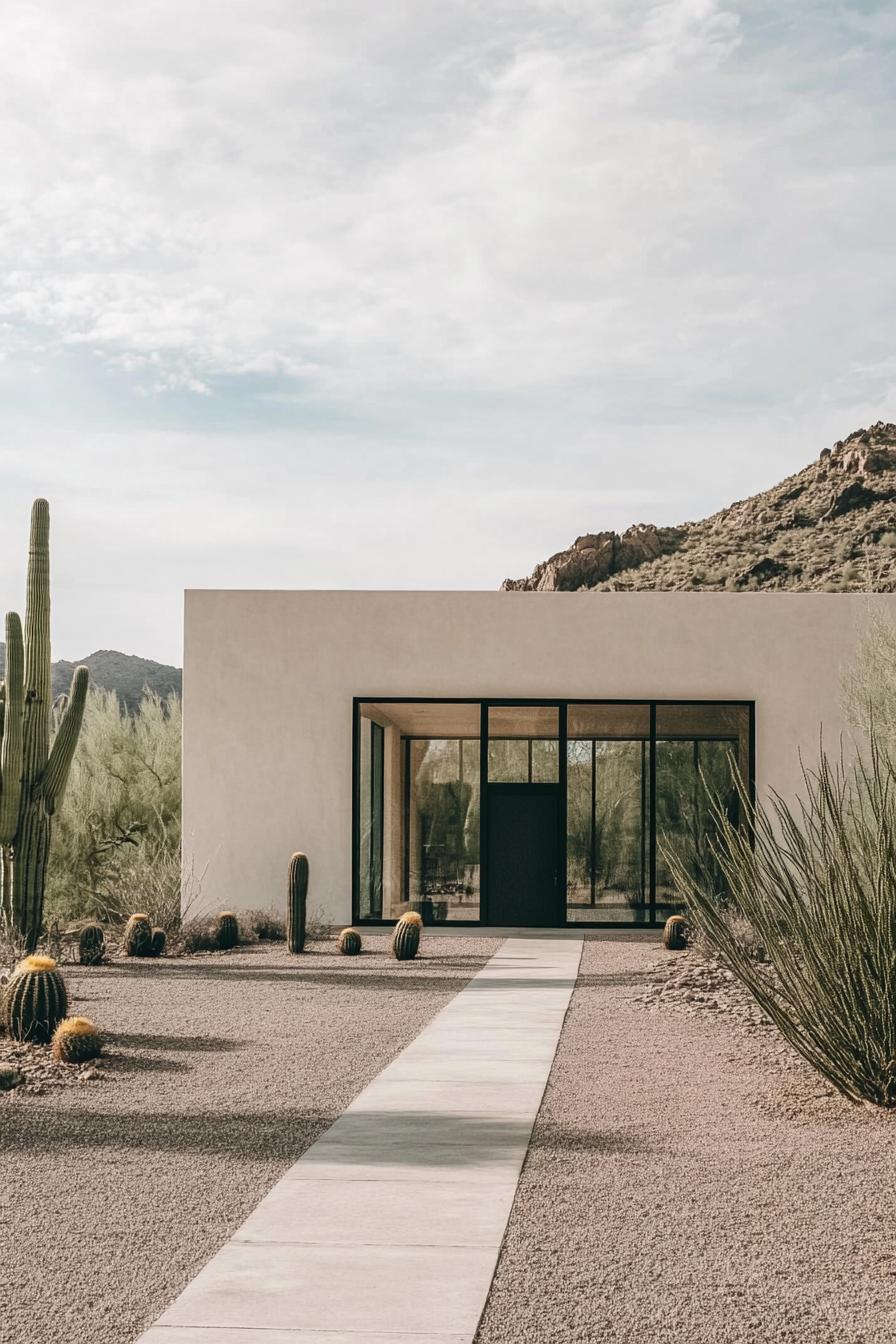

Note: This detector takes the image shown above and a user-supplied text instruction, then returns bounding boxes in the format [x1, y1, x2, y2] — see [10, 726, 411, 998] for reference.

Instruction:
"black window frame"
[351, 697, 755, 929]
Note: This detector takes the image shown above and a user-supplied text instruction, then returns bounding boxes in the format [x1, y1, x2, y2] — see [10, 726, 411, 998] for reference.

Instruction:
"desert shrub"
[46, 689, 181, 923]
[842, 612, 896, 751]
[666, 742, 896, 1106]
[245, 908, 286, 941]
[173, 920, 220, 955]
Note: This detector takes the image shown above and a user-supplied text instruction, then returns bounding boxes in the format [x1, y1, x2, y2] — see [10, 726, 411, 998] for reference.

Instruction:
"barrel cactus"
[78, 923, 105, 966]
[149, 927, 166, 958]
[51, 1016, 102, 1064]
[392, 911, 422, 962]
[287, 852, 308, 954]
[0, 501, 89, 951]
[216, 911, 239, 950]
[663, 914, 688, 951]
[4, 954, 68, 1043]
[123, 913, 153, 957]
[338, 928, 362, 956]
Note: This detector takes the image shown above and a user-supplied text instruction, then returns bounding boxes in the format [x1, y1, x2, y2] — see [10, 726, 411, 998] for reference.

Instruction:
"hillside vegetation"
[503, 422, 896, 593]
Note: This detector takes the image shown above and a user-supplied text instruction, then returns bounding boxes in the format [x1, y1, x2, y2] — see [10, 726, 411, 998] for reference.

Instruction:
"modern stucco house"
[182, 591, 894, 930]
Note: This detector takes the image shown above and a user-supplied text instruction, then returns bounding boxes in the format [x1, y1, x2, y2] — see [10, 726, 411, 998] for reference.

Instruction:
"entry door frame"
[482, 780, 564, 927]
[479, 701, 567, 928]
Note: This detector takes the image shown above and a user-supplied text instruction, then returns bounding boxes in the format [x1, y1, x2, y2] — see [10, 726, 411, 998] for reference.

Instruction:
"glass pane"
[357, 716, 383, 919]
[407, 738, 480, 921]
[655, 703, 748, 916]
[487, 705, 559, 783]
[487, 739, 529, 783]
[568, 703, 650, 740]
[356, 702, 481, 923]
[567, 737, 646, 924]
[531, 738, 559, 783]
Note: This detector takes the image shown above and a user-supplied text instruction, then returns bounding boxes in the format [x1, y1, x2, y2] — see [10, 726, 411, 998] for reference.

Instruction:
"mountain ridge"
[502, 422, 896, 593]
[0, 647, 181, 713]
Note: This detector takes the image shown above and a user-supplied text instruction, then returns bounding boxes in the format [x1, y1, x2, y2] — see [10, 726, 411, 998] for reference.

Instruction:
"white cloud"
[1, 0, 891, 408]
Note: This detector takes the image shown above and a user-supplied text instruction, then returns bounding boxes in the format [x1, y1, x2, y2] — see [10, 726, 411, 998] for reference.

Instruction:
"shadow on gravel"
[73, 967, 495, 992]
[0, 1107, 532, 1167]
[0, 1106, 336, 1158]
[103, 1053, 192, 1075]
[529, 1123, 651, 1156]
[105, 1032, 247, 1053]
[574, 971, 652, 988]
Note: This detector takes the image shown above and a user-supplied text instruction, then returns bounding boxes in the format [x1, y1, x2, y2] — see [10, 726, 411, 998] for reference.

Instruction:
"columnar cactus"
[149, 927, 167, 957]
[338, 928, 362, 956]
[287, 852, 308, 954]
[392, 911, 422, 961]
[663, 914, 688, 951]
[51, 1017, 102, 1064]
[4, 954, 68, 1043]
[0, 501, 88, 951]
[78, 924, 105, 966]
[123, 913, 153, 957]
[216, 911, 239, 950]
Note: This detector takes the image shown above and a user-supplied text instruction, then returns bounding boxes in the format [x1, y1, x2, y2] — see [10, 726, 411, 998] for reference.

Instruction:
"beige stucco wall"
[182, 591, 896, 924]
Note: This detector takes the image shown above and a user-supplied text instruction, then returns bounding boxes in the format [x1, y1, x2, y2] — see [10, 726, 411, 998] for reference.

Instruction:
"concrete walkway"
[137, 935, 583, 1344]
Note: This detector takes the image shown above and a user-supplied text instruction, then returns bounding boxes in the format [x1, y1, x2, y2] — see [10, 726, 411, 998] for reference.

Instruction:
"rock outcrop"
[502, 422, 896, 594]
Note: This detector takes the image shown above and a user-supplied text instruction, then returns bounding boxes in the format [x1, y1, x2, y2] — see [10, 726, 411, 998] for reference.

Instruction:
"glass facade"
[354, 700, 752, 927]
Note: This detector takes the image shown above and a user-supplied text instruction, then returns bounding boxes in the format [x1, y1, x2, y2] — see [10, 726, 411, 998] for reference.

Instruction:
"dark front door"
[486, 784, 561, 927]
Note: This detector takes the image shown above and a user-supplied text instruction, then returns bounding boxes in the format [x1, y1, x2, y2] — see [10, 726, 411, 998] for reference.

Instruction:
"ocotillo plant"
[0, 501, 88, 951]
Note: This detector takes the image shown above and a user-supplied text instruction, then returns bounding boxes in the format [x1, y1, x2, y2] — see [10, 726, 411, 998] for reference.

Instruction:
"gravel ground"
[476, 933, 896, 1344]
[0, 934, 498, 1344]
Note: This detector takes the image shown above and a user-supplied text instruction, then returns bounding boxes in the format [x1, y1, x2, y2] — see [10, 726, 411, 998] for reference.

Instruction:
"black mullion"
[480, 702, 489, 925]
[558, 703, 567, 926]
[649, 704, 657, 925]
[590, 738, 596, 906]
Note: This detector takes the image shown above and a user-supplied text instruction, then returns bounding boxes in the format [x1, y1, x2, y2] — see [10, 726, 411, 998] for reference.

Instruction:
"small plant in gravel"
[122, 913, 153, 957]
[392, 911, 422, 961]
[666, 741, 896, 1108]
[338, 928, 362, 956]
[286, 852, 308, 954]
[215, 912, 239, 950]
[245, 908, 286, 941]
[4, 955, 68, 1044]
[176, 920, 220, 955]
[662, 915, 688, 950]
[0, 1064, 24, 1090]
[51, 1017, 102, 1064]
[78, 924, 105, 966]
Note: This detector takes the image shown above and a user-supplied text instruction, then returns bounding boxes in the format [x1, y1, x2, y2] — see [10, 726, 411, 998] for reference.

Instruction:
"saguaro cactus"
[0, 501, 89, 951]
[287, 852, 308, 954]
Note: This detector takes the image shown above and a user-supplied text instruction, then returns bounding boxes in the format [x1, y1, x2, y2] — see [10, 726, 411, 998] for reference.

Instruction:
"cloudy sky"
[0, 0, 894, 664]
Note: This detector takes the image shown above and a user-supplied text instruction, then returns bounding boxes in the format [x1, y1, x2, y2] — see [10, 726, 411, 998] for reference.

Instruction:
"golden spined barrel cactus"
[287, 852, 308, 954]
[216, 912, 239, 950]
[663, 914, 688, 951]
[51, 1017, 102, 1064]
[4, 955, 68, 1043]
[123, 913, 153, 957]
[338, 928, 362, 956]
[149, 927, 166, 958]
[78, 923, 105, 966]
[392, 911, 422, 961]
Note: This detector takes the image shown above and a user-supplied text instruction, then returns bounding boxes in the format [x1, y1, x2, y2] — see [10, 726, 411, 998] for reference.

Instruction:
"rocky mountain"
[503, 422, 896, 593]
[0, 648, 181, 713]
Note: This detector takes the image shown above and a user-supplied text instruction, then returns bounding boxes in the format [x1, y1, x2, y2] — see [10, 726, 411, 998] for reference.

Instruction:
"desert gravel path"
[136, 936, 583, 1344]
[476, 933, 896, 1344]
[0, 936, 499, 1344]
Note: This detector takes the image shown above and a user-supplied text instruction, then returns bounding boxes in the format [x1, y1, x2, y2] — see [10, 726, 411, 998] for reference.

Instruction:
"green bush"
[46, 688, 181, 923]
[666, 743, 896, 1107]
